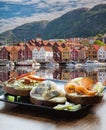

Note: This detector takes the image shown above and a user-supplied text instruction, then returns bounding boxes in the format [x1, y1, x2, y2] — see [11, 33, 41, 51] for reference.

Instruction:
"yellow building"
[59, 46, 70, 62]
[10, 46, 20, 61]
[86, 45, 100, 61]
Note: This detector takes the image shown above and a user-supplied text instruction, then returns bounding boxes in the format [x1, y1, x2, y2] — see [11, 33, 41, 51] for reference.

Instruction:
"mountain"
[43, 8, 89, 39]
[0, 4, 106, 44]
[0, 20, 48, 43]
[44, 4, 106, 39]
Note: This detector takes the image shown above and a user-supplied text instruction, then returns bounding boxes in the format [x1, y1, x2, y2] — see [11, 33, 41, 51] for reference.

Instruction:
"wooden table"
[0, 94, 106, 130]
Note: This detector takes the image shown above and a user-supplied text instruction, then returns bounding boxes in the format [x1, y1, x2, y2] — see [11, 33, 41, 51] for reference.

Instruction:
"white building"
[97, 46, 106, 62]
[39, 46, 53, 62]
[32, 47, 40, 60]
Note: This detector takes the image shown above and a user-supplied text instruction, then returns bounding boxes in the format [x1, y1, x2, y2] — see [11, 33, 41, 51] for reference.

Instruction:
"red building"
[0, 46, 12, 60]
[70, 48, 78, 61]
[24, 44, 35, 60]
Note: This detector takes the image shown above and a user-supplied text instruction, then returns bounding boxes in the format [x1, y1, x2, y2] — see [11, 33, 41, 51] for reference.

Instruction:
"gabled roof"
[92, 45, 100, 51]
[56, 42, 62, 46]
[25, 44, 35, 51]
[57, 46, 63, 52]
[12, 46, 21, 51]
[4, 46, 13, 52]
[18, 42, 25, 46]
[65, 40, 81, 47]
[29, 45, 35, 51]
[42, 40, 49, 46]
[33, 46, 40, 51]
[100, 46, 106, 51]
[57, 46, 70, 52]
[49, 41, 55, 46]
[42, 46, 53, 52]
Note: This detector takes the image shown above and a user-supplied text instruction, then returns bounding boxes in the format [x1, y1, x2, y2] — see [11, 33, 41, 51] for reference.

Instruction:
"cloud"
[0, 0, 106, 33]
[0, 11, 62, 33]
[0, 0, 105, 5]
[0, 0, 23, 3]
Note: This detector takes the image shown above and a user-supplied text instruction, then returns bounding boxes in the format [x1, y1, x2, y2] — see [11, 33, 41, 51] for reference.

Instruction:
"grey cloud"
[0, 0, 106, 33]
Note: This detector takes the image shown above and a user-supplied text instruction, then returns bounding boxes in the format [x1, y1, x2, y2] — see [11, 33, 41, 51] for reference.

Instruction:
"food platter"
[0, 79, 94, 118]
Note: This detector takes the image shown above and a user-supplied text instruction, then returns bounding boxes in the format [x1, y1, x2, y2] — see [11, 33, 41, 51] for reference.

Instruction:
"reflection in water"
[0, 66, 106, 86]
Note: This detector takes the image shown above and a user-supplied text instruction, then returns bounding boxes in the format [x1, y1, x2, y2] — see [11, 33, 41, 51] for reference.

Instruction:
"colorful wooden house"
[39, 46, 53, 62]
[24, 44, 35, 60]
[17, 46, 25, 61]
[53, 46, 70, 63]
[10, 46, 20, 61]
[32, 46, 40, 61]
[86, 45, 100, 61]
[78, 47, 87, 62]
[97, 46, 106, 62]
[70, 47, 78, 61]
[0, 46, 12, 60]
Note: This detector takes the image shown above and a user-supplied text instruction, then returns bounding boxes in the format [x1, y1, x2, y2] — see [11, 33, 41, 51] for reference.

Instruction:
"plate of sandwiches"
[0, 72, 106, 117]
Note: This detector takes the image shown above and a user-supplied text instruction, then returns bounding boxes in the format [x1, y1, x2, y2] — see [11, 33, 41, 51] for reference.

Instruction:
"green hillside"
[0, 4, 106, 44]
[44, 4, 106, 39]
[0, 20, 48, 43]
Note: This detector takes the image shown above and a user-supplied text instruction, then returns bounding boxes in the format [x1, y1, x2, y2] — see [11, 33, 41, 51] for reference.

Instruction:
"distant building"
[86, 45, 100, 61]
[97, 46, 106, 62]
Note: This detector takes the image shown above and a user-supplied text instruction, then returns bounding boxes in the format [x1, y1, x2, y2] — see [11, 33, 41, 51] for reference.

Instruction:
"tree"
[94, 40, 105, 46]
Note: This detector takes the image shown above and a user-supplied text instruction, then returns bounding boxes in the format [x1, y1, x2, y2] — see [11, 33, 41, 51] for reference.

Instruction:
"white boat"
[46, 61, 59, 68]
[75, 63, 83, 68]
[66, 61, 76, 68]
[84, 60, 101, 67]
[16, 60, 40, 66]
[16, 60, 32, 66]
[16, 65, 40, 72]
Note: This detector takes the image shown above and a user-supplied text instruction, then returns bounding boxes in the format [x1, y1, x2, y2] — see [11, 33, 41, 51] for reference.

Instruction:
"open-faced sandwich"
[64, 77, 105, 105]
[3, 71, 45, 96]
[30, 80, 67, 106]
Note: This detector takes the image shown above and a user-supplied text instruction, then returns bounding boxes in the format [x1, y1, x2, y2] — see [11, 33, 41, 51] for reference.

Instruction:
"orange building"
[86, 45, 100, 61]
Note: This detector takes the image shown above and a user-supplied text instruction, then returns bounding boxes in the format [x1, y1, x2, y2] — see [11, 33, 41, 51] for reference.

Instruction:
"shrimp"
[16, 71, 36, 80]
[75, 85, 96, 96]
[81, 77, 94, 90]
[64, 79, 96, 96]
[64, 82, 75, 93]
[27, 75, 46, 81]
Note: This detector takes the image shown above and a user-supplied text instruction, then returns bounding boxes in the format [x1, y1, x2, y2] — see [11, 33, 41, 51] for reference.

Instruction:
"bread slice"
[3, 77, 39, 96]
[3, 85, 31, 96]
[66, 93, 103, 105]
[64, 77, 105, 105]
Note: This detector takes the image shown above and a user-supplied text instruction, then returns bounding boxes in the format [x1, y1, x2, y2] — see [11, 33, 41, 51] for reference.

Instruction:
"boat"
[16, 60, 32, 66]
[83, 60, 100, 67]
[46, 61, 59, 69]
[66, 61, 76, 68]
[16, 60, 40, 66]
[75, 63, 83, 68]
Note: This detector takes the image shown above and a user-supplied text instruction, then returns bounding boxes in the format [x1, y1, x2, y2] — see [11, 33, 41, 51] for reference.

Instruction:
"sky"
[0, 0, 106, 34]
